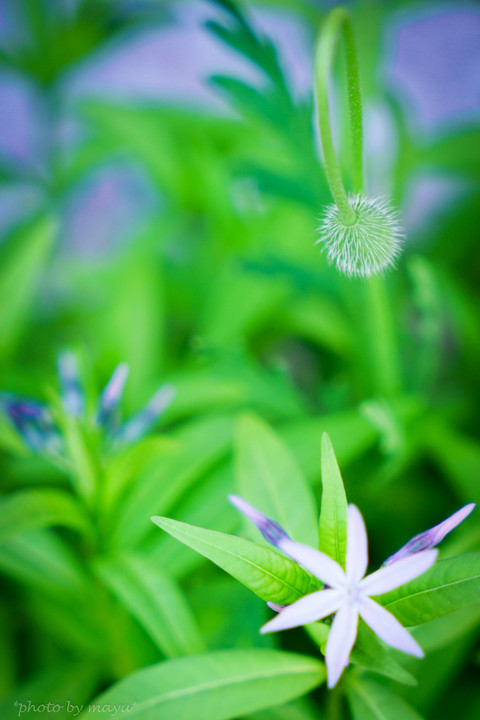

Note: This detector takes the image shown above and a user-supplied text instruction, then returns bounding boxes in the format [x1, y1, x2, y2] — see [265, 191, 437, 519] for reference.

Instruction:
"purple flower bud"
[385, 503, 476, 565]
[116, 383, 175, 444]
[58, 352, 85, 417]
[267, 601, 285, 613]
[97, 363, 129, 427]
[1, 394, 62, 454]
[228, 494, 290, 547]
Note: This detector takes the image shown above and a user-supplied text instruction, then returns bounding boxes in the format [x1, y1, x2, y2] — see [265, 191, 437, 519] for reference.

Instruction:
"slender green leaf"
[306, 619, 416, 687]
[347, 677, 425, 720]
[281, 410, 378, 482]
[379, 553, 480, 626]
[0, 214, 56, 356]
[423, 421, 480, 504]
[350, 624, 416, 687]
[318, 433, 348, 565]
[248, 697, 322, 720]
[96, 554, 205, 658]
[0, 663, 100, 720]
[412, 603, 480, 653]
[151, 517, 320, 605]
[235, 414, 318, 546]
[112, 414, 235, 548]
[0, 529, 90, 596]
[0, 489, 91, 545]
[58, 412, 98, 506]
[81, 649, 325, 720]
[103, 436, 178, 515]
[149, 463, 237, 580]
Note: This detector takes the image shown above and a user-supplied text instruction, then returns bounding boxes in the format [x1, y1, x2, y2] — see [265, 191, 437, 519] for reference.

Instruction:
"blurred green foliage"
[0, 0, 479, 718]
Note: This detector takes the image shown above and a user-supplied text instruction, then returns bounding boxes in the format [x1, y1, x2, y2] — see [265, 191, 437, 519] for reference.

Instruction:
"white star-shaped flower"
[229, 496, 454, 688]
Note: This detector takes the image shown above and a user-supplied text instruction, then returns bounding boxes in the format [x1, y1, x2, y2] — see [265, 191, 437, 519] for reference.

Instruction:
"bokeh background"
[0, 0, 479, 718]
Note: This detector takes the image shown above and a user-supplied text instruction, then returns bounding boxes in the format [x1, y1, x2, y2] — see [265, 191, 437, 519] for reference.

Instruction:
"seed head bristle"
[316, 195, 405, 278]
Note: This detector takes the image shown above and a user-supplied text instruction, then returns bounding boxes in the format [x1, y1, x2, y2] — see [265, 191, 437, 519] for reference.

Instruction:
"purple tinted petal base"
[266, 601, 285, 613]
[228, 495, 289, 546]
[385, 503, 475, 565]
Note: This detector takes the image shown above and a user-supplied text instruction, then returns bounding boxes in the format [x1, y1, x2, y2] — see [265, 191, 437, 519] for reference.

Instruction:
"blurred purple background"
[0, 0, 479, 246]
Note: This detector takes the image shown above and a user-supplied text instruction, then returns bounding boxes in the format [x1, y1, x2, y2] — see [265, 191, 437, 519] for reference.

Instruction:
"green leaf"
[0, 489, 92, 545]
[81, 649, 325, 720]
[103, 436, 178, 515]
[347, 676, 425, 720]
[57, 411, 98, 506]
[0, 663, 100, 720]
[281, 410, 379, 483]
[95, 249, 166, 397]
[149, 463, 238, 580]
[96, 554, 205, 658]
[350, 623, 417, 687]
[423, 421, 480, 505]
[112, 414, 235, 549]
[0, 214, 56, 357]
[419, 126, 480, 177]
[306, 620, 416, 687]
[151, 517, 320, 605]
[379, 553, 480, 626]
[248, 697, 322, 720]
[235, 414, 318, 547]
[0, 530, 89, 596]
[206, 2, 286, 88]
[412, 603, 480, 653]
[318, 433, 348, 565]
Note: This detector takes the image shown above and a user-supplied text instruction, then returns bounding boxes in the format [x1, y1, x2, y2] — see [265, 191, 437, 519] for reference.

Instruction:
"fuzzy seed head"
[316, 195, 405, 278]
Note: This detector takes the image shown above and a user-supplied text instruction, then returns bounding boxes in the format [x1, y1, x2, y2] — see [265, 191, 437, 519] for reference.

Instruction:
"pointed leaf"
[0, 214, 56, 356]
[350, 623, 417, 686]
[113, 414, 235, 548]
[0, 489, 92, 545]
[80, 649, 325, 720]
[318, 434, 348, 565]
[96, 554, 204, 658]
[0, 529, 89, 596]
[236, 414, 318, 547]
[151, 517, 320, 605]
[347, 677, 425, 720]
[379, 553, 480, 626]
[0, 663, 100, 720]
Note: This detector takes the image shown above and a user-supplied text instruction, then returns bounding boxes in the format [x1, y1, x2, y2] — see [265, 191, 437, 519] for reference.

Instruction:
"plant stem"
[314, 7, 363, 223]
[363, 275, 402, 397]
[326, 682, 343, 720]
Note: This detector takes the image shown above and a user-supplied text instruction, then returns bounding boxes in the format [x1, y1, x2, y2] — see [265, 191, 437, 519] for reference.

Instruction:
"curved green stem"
[314, 7, 363, 223]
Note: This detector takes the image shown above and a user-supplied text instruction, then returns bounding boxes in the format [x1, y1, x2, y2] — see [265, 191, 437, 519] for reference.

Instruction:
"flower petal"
[358, 596, 423, 657]
[117, 384, 175, 444]
[360, 549, 437, 596]
[98, 362, 129, 426]
[277, 538, 346, 588]
[266, 601, 285, 613]
[346, 504, 369, 583]
[325, 604, 358, 688]
[1, 394, 62, 454]
[228, 495, 290, 547]
[57, 351, 84, 417]
[260, 589, 342, 634]
[385, 504, 476, 565]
